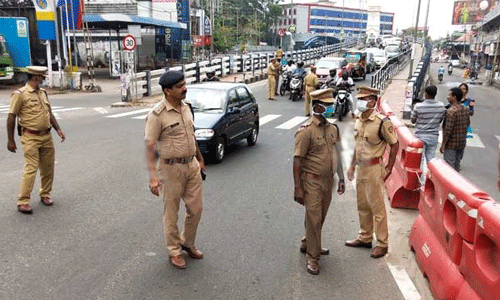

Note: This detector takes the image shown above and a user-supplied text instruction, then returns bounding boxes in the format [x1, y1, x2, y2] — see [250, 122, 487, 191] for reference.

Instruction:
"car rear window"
[315, 60, 343, 69]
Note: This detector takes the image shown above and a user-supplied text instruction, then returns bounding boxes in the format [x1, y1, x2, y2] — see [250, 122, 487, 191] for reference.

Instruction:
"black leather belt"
[23, 127, 51, 135]
[164, 156, 194, 165]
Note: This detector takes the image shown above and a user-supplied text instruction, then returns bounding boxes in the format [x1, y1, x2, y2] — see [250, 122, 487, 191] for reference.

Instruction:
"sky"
[278, 0, 460, 39]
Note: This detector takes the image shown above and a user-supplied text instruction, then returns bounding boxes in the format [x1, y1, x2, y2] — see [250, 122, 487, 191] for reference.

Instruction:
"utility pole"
[408, 0, 422, 79]
[290, 0, 294, 57]
[210, 0, 214, 53]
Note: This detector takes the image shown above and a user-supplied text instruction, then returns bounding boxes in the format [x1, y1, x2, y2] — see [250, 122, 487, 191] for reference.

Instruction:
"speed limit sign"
[123, 35, 137, 51]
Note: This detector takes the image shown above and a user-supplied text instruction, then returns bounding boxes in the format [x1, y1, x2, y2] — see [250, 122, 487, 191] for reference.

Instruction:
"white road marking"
[466, 133, 485, 148]
[0, 105, 9, 108]
[132, 114, 148, 120]
[51, 107, 84, 113]
[496, 135, 500, 142]
[93, 107, 109, 114]
[106, 108, 151, 118]
[387, 263, 421, 300]
[275, 116, 309, 130]
[259, 114, 281, 126]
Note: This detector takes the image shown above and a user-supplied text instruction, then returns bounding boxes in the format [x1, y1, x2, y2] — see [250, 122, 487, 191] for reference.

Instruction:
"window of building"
[284, 10, 287, 16]
[289, 8, 292, 15]
[293, 19, 296, 25]
[284, 19, 287, 25]
[294, 8, 296, 15]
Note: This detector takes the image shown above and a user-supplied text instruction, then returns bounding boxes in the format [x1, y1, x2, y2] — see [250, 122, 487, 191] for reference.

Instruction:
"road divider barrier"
[383, 115, 423, 209]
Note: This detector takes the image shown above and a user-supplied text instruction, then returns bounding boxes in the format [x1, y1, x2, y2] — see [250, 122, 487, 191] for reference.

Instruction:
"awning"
[83, 13, 187, 30]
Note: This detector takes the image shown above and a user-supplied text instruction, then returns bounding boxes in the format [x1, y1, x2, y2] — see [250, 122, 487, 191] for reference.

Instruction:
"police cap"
[310, 88, 335, 103]
[25, 66, 48, 77]
[159, 70, 185, 88]
[356, 86, 380, 99]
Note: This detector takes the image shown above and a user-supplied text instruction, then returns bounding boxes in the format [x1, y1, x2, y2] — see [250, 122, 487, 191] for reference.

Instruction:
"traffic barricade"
[384, 116, 423, 209]
[459, 201, 500, 300]
[379, 101, 394, 117]
[409, 214, 466, 299]
[456, 281, 482, 300]
[418, 158, 493, 265]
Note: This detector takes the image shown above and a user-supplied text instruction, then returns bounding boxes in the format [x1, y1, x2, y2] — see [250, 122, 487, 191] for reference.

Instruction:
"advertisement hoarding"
[452, 0, 499, 25]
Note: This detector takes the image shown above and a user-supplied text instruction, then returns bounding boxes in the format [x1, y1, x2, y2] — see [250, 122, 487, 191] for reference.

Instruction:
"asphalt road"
[429, 63, 500, 201]
[0, 74, 410, 299]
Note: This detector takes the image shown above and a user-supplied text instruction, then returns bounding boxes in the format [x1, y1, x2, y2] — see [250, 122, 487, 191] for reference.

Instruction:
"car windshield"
[185, 88, 226, 112]
[315, 59, 343, 69]
[345, 53, 362, 63]
[386, 46, 399, 53]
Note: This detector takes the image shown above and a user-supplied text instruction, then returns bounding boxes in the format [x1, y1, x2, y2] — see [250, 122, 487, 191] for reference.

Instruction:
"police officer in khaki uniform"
[345, 86, 399, 259]
[6, 66, 66, 214]
[294, 89, 346, 275]
[144, 70, 205, 269]
[304, 66, 319, 116]
[268, 58, 277, 100]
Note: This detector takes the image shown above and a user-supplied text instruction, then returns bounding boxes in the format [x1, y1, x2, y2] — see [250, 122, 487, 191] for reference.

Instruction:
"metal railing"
[371, 48, 412, 91]
[124, 40, 359, 101]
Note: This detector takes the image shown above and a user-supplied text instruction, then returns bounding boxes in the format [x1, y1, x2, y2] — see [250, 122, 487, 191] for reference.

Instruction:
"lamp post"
[408, 0, 422, 79]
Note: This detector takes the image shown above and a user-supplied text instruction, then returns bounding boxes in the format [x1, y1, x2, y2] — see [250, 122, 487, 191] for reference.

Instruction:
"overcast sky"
[279, 0, 461, 39]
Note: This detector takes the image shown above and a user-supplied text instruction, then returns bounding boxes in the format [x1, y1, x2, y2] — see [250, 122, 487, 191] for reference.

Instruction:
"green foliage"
[213, 20, 236, 52]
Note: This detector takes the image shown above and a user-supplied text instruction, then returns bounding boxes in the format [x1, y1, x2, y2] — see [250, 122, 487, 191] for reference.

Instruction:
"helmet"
[287, 60, 293, 66]
[329, 69, 336, 76]
[342, 71, 348, 81]
[297, 61, 304, 68]
[207, 67, 215, 76]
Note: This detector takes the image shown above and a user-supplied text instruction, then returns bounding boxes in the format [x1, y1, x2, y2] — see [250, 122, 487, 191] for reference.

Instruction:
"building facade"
[275, 2, 394, 38]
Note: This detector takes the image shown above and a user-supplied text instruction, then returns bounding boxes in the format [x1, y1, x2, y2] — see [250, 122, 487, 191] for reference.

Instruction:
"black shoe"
[300, 247, 330, 255]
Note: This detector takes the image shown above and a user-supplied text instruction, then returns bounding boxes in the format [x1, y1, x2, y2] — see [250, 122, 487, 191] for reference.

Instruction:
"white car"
[451, 59, 460, 67]
[366, 48, 387, 68]
[385, 44, 401, 60]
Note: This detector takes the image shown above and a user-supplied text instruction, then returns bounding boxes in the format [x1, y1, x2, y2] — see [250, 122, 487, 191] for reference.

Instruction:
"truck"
[0, 17, 32, 83]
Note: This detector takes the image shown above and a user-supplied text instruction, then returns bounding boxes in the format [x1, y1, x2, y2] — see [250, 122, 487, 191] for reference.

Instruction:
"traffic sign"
[123, 35, 137, 51]
[278, 29, 285, 37]
[288, 25, 296, 34]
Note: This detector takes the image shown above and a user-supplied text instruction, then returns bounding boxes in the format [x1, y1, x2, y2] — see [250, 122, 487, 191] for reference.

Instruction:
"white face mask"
[357, 100, 369, 112]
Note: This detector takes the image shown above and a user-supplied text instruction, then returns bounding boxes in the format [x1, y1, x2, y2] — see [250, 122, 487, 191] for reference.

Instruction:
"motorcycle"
[469, 68, 478, 80]
[334, 87, 351, 121]
[289, 74, 304, 101]
[448, 65, 453, 75]
[279, 70, 292, 96]
[438, 73, 443, 83]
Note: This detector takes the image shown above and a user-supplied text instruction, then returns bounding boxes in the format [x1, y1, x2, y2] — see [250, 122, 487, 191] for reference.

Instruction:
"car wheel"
[214, 137, 225, 163]
[247, 124, 258, 146]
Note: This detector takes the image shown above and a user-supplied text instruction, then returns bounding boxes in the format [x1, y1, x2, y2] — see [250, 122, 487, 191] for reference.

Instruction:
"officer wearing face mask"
[345, 86, 399, 259]
[293, 88, 346, 275]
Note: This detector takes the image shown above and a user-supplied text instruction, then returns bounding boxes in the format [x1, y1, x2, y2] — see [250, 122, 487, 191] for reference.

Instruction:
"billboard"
[452, 0, 499, 25]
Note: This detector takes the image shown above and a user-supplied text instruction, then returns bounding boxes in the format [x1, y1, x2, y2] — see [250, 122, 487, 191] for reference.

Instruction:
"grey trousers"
[443, 148, 465, 172]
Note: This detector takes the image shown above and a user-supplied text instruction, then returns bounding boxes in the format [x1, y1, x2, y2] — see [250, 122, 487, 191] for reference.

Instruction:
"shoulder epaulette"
[14, 87, 26, 94]
[152, 101, 166, 115]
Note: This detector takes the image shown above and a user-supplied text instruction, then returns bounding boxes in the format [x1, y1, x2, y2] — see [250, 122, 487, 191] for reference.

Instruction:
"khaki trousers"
[274, 74, 280, 95]
[161, 159, 203, 257]
[302, 172, 334, 262]
[355, 163, 389, 247]
[268, 75, 276, 99]
[18, 132, 55, 205]
[305, 86, 315, 115]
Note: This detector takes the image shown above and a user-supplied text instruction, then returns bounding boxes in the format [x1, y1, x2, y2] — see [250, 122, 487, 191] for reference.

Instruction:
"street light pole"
[290, 0, 294, 57]
[408, 0, 422, 79]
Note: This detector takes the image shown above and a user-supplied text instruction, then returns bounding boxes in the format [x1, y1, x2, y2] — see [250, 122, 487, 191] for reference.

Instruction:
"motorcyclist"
[203, 67, 220, 82]
[438, 66, 446, 75]
[335, 71, 355, 117]
[448, 63, 453, 74]
[325, 69, 338, 88]
[293, 61, 306, 78]
[282, 60, 296, 74]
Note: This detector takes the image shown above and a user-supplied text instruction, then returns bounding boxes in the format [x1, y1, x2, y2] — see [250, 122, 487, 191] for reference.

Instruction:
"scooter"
[289, 74, 304, 101]
[334, 88, 350, 121]
[279, 70, 292, 96]
[438, 73, 443, 83]
[448, 65, 453, 75]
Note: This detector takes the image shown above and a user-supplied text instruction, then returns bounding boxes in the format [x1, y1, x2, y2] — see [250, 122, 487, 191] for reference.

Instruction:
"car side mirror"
[230, 107, 241, 114]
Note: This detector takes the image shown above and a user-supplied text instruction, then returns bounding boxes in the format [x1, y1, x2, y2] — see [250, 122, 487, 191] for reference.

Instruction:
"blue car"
[185, 82, 259, 163]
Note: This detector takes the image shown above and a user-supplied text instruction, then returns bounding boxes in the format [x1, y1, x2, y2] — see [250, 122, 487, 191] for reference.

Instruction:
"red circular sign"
[123, 35, 137, 51]
[278, 29, 285, 37]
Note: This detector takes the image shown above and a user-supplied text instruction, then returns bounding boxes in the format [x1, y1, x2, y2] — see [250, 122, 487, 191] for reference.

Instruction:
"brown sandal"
[17, 204, 33, 214]
[40, 197, 53, 206]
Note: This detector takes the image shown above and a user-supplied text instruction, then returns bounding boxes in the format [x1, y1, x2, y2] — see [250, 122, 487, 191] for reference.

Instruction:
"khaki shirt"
[9, 84, 52, 131]
[294, 117, 340, 177]
[268, 63, 276, 76]
[144, 98, 196, 160]
[276, 49, 284, 59]
[304, 73, 318, 88]
[354, 110, 397, 162]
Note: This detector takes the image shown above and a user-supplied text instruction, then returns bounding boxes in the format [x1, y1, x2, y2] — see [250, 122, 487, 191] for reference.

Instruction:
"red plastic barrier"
[384, 116, 423, 209]
[419, 159, 493, 265]
[379, 101, 394, 117]
[459, 201, 500, 300]
[456, 281, 482, 300]
[409, 215, 466, 299]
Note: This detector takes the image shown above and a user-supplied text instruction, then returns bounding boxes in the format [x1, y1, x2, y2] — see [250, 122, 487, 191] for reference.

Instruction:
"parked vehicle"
[385, 44, 401, 60]
[345, 50, 366, 80]
[185, 83, 259, 163]
[0, 17, 31, 83]
[314, 57, 348, 83]
[366, 48, 387, 69]
[289, 74, 304, 101]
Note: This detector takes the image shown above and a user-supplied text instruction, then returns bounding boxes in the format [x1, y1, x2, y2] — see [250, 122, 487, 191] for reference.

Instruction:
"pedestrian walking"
[304, 66, 319, 116]
[268, 58, 278, 100]
[345, 86, 399, 259]
[144, 70, 205, 270]
[6, 66, 66, 214]
[410, 85, 446, 169]
[458, 83, 474, 138]
[293, 88, 346, 275]
[440, 87, 470, 172]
